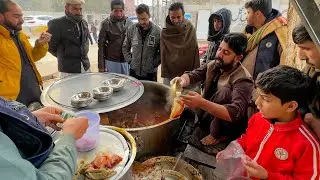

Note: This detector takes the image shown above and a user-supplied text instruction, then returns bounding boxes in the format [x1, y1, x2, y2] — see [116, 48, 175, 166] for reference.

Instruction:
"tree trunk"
[285, 0, 306, 69]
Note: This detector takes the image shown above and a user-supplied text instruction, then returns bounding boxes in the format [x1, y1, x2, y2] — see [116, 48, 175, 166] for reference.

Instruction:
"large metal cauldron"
[100, 81, 180, 159]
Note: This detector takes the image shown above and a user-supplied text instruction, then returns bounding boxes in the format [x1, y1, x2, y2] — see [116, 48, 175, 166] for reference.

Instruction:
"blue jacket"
[0, 98, 77, 179]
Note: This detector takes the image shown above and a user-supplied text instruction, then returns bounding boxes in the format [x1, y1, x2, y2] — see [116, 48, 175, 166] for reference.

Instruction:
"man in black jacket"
[48, 0, 91, 78]
[98, 0, 132, 74]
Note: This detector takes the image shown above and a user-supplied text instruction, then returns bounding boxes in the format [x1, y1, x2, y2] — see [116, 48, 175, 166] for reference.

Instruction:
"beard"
[173, 21, 183, 26]
[3, 19, 22, 31]
[65, 11, 83, 23]
[214, 57, 238, 71]
[114, 16, 123, 20]
[139, 23, 149, 29]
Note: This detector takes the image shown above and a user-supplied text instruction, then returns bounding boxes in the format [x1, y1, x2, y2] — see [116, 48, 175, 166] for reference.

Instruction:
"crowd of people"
[0, 0, 319, 179]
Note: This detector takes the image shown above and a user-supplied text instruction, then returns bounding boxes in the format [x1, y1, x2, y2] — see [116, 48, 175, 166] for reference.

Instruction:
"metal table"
[41, 73, 144, 113]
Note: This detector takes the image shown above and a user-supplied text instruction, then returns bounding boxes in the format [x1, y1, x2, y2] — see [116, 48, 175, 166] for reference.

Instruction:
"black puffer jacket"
[48, 16, 90, 73]
[203, 8, 232, 62]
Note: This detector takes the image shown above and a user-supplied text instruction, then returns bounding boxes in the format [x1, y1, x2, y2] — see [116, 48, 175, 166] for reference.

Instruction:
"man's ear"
[286, 101, 299, 113]
[0, 14, 4, 22]
[236, 55, 243, 62]
[256, 10, 266, 19]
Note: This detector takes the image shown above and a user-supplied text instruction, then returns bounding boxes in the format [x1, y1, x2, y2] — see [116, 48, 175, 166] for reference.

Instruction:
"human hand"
[304, 113, 320, 140]
[242, 155, 268, 179]
[170, 77, 187, 88]
[37, 32, 52, 45]
[180, 91, 204, 109]
[305, 113, 318, 125]
[32, 106, 65, 130]
[62, 117, 89, 140]
[216, 150, 224, 163]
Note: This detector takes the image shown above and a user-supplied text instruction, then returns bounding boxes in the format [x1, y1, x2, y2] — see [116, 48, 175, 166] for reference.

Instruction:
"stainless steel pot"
[101, 81, 180, 159]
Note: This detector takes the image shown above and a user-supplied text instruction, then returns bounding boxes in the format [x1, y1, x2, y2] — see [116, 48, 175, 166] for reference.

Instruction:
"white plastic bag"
[215, 141, 250, 180]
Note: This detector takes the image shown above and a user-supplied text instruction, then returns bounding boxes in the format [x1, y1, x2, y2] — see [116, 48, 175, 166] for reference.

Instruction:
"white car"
[23, 15, 54, 27]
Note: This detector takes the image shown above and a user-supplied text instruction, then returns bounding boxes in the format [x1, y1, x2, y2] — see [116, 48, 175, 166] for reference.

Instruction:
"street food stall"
[41, 73, 202, 180]
[40, 0, 320, 179]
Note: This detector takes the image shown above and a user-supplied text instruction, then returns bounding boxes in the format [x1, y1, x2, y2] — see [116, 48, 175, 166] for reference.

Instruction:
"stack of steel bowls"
[92, 86, 113, 101]
[70, 92, 93, 108]
[102, 78, 126, 92]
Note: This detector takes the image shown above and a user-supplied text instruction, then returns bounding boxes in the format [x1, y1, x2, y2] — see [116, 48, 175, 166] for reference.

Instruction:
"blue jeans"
[105, 60, 130, 75]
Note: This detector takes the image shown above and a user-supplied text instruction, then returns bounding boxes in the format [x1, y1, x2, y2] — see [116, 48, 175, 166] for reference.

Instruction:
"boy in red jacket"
[218, 65, 320, 179]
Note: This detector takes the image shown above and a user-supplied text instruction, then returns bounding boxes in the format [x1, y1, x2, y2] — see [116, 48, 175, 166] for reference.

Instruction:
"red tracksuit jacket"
[237, 112, 320, 180]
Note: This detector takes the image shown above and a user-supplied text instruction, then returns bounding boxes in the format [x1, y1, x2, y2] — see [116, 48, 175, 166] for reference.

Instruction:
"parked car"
[22, 15, 53, 37]
[23, 15, 53, 27]
[128, 16, 138, 24]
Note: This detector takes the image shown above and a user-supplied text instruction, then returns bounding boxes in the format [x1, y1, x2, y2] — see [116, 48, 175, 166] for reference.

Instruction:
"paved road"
[30, 37, 99, 80]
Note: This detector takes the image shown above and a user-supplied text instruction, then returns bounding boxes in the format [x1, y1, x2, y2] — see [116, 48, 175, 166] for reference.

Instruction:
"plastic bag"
[215, 141, 250, 180]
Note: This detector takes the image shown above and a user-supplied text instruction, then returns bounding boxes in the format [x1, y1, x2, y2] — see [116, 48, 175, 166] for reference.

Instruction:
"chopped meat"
[74, 153, 123, 179]
[92, 153, 123, 169]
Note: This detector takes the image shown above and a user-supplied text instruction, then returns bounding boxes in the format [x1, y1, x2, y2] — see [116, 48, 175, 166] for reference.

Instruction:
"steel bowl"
[102, 78, 126, 92]
[92, 86, 113, 101]
[70, 92, 93, 108]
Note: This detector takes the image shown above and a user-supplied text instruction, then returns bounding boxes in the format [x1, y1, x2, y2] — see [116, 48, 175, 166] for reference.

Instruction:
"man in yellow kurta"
[0, 0, 51, 106]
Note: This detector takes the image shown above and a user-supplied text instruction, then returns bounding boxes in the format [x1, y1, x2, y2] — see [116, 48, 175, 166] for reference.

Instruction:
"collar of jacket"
[65, 15, 82, 24]
[245, 9, 282, 34]
[135, 21, 153, 29]
[110, 15, 127, 23]
[259, 112, 304, 132]
[0, 25, 17, 39]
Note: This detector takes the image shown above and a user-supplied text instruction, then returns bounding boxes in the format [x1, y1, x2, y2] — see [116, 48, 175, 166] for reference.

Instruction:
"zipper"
[139, 28, 152, 76]
[140, 40, 144, 76]
[253, 125, 274, 161]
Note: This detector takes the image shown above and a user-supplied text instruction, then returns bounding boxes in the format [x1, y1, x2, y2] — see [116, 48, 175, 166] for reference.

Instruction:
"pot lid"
[41, 73, 144, 113]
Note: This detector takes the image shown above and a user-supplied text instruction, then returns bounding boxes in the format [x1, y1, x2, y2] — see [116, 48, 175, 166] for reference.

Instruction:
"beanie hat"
[111, 0, 125, 10]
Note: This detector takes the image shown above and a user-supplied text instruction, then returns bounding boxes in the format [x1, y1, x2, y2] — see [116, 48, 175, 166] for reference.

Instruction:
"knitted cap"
[111, 0, 125, 10]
